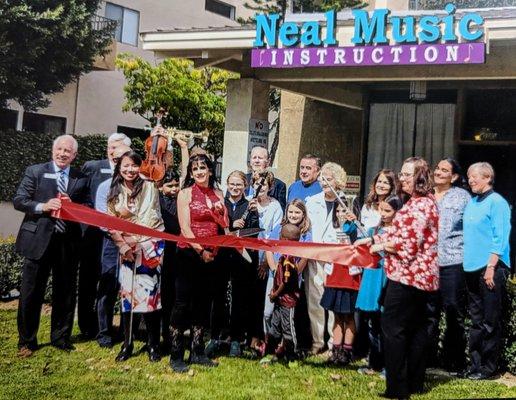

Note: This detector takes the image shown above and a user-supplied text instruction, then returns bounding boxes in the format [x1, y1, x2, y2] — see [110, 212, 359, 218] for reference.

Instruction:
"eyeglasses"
[398, 172, 413, 179]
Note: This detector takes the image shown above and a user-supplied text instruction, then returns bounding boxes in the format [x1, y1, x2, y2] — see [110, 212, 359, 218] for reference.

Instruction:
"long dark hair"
[437, 157, 468, 189]
[182, 154, 217, 189]
[375, 194, 403, 233]
[107, 151, 144, 207]
[364, 169, 400, 209]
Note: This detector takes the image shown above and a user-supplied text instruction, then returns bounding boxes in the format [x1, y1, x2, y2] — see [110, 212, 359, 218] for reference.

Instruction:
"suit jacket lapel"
[67, 168, 79, 195]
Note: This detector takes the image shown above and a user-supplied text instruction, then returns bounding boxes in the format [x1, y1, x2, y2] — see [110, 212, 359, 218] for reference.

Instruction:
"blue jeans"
[96, 236, 119, 346]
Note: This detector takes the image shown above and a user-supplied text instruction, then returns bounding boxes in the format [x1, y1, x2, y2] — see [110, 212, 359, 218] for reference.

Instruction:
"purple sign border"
[251, 43, 485, 68]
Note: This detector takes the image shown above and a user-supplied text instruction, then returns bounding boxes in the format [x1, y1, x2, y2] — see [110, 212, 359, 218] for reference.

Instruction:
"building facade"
[140, 0, 516, 268]
[3, 0, 251, 137]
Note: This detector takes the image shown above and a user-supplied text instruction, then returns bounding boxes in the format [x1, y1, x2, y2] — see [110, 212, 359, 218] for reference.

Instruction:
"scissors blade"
[228, 227, 264, 237]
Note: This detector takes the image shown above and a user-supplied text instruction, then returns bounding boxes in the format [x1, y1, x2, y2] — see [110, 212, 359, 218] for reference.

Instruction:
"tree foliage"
[0, 0, 114, 111]
[115, 54, 236, 159]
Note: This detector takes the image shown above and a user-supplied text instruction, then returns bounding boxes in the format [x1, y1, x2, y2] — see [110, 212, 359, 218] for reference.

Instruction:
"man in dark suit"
[77, 133, 131, 339]
[245, 146, 286, 210]
[14, 135, 89, 357]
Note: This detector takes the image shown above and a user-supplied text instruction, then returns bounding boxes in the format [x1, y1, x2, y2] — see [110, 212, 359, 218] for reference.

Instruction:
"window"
[0, 109, 18, 130]
[205, 0, 235, 20]
[117, 125, 147, 141]
[23, 113, 66, 135]
[105, 2, 139, 46]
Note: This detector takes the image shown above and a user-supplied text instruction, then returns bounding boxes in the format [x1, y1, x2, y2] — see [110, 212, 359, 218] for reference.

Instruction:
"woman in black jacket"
[207, 170, 260, 357]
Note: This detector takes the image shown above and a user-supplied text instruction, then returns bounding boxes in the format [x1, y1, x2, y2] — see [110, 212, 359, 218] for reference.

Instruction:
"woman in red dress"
[169, 154, 228, 373]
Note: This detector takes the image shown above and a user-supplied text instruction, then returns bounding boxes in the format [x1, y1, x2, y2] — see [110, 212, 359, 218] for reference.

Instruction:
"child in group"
[266, 224, 304, 362]
[320, 198, 361, 366]
[355, 195, 403, 376]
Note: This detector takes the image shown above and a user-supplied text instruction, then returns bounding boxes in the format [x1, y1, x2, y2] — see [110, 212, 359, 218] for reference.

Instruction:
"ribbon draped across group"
[54, 199, 379, 267]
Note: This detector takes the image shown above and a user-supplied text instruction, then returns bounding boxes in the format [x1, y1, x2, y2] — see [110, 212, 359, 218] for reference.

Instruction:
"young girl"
[265, 199, 312, 354]
[320, 198, 361, 365]
[355, 195, 403, 376]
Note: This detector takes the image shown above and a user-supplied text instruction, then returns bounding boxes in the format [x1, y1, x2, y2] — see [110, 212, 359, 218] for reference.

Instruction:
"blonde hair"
[227, 170, 247, 187]
[468, 162, 495, 185]
[321, 162, 347, 190]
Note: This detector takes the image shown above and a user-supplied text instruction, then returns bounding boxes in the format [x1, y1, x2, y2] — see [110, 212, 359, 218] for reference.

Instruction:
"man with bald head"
[14, 135, 89, 356]
[77, 133, 132, 339]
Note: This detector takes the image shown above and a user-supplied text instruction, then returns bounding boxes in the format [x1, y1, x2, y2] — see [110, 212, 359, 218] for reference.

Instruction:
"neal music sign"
[251, 3, 486, 68]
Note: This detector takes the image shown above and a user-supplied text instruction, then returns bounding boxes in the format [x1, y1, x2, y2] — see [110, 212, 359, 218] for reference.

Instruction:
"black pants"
[170, 248, 216, 331]
[382, 280, 432, 398]
[426, 263, 467, 371]
[361, 311, 384, 371]
[121, 311, 160, 348]
[294, 280, 312, 351]
[228, 250, 259, 342]
[78, 226, 103, 337]
[17, 233, 79, 348]
[96, 236, 119, 346]
[465, 265, 508, 377]
[210, 253, 230, 340]
[161, 242, 177, 346]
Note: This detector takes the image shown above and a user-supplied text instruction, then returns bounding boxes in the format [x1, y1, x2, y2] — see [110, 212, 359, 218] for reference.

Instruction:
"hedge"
[0, 130, 145, 202]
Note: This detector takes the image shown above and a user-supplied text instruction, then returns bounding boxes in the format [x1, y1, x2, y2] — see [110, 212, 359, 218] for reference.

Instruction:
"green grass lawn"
[0, 306, 515, 400]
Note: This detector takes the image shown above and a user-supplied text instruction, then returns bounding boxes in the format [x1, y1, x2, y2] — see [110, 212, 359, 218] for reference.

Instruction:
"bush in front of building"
[503, 277, 516, 374]
[0, 130, 145, 202]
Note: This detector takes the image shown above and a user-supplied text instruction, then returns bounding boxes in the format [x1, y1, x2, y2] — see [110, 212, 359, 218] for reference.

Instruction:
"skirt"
[320, 287, 358, 314]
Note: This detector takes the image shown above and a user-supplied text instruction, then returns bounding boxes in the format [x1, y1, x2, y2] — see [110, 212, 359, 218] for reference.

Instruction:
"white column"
[221, 78, 270, 185]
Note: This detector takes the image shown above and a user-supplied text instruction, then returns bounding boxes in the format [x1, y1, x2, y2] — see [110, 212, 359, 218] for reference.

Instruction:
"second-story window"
[205, 0, 235, 20]
[105, 2, 139, 46]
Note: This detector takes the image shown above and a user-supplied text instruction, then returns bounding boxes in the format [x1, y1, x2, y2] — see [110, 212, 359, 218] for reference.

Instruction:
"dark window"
[23, 112, 66, 134]
[0, 109, 18, 130]
[117, 125, 147, 141]
[205, 0, 235, 20]
[105, 2, 139, 46]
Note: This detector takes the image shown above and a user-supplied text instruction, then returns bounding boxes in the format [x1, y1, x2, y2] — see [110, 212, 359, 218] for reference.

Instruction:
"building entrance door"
[365, 102, 455, 186]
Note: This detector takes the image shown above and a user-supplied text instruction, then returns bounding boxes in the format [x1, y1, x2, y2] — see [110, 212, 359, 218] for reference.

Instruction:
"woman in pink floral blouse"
[357, 157, 438, 399]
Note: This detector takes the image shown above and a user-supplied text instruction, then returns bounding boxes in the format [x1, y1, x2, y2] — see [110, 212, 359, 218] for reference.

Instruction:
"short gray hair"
[468, 162, 495, 185]
[53, 134, 78, 152]
[251, 146, 269, 158]
[108, 132, 132, 146]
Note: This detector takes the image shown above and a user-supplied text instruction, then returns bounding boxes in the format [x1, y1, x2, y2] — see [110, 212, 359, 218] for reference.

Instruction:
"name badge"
[100, 168, 112, 174]
[43, 173, 57, 180]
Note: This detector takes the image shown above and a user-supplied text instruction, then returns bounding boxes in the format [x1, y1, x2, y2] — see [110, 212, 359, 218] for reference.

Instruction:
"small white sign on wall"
[247, 118, 269, 164]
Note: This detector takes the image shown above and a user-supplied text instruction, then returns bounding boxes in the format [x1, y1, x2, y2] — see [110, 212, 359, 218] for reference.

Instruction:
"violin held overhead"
[140, 131, 169, 182]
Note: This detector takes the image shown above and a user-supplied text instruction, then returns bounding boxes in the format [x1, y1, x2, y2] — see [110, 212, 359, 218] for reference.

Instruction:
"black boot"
[327, 345, 341, 365]
[284, 340, 298, 362]
[116, 313, 134, 362]
[169, 327, 188, 373]
[337, 345, 352, 366]
[189, 326, 218, 367]
[144, 312, 161, 362]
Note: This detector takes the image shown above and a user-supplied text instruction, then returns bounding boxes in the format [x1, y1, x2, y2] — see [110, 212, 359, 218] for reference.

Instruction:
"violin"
[140, 115, 169, 182]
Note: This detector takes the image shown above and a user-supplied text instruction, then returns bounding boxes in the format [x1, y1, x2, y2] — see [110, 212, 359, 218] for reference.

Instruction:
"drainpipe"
[72, 76, 80, 134]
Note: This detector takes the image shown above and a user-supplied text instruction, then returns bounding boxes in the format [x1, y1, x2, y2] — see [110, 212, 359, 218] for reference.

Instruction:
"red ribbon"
[53, 199, 379, 267]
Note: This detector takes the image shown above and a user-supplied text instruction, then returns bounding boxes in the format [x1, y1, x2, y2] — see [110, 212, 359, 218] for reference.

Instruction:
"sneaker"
[204, 339, 219, 358]
[229, 341, 241, 357]
[379, 369, 386, 380]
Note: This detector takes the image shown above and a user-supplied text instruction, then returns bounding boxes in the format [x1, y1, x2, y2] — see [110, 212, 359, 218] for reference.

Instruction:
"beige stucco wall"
[275, 91, 363, 186]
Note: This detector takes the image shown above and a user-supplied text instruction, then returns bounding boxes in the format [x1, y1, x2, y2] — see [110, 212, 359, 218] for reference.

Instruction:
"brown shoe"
[17, 346, 34, 358]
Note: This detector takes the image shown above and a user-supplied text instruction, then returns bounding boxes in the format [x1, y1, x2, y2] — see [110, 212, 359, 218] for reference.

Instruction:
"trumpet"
[164, 128, 210, 143]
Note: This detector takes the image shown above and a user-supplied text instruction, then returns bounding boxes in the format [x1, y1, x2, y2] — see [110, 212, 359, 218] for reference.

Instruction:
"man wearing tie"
[14, 135, 89, 357]
[77, 133, 131, 338]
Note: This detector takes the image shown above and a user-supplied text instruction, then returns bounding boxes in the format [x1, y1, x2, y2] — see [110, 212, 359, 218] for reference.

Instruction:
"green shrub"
[0, 236, 23, 298]
[502, 277, 516, 374]
[0, 130, 145, 202]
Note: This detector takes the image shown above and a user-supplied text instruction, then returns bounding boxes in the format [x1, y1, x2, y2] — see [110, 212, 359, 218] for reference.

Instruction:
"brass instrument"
[164, 128, 210, 143]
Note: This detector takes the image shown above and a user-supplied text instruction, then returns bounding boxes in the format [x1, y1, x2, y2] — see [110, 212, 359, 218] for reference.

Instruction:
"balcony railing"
[91, 14, 118, 37]
[409, 0, 516, 10]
